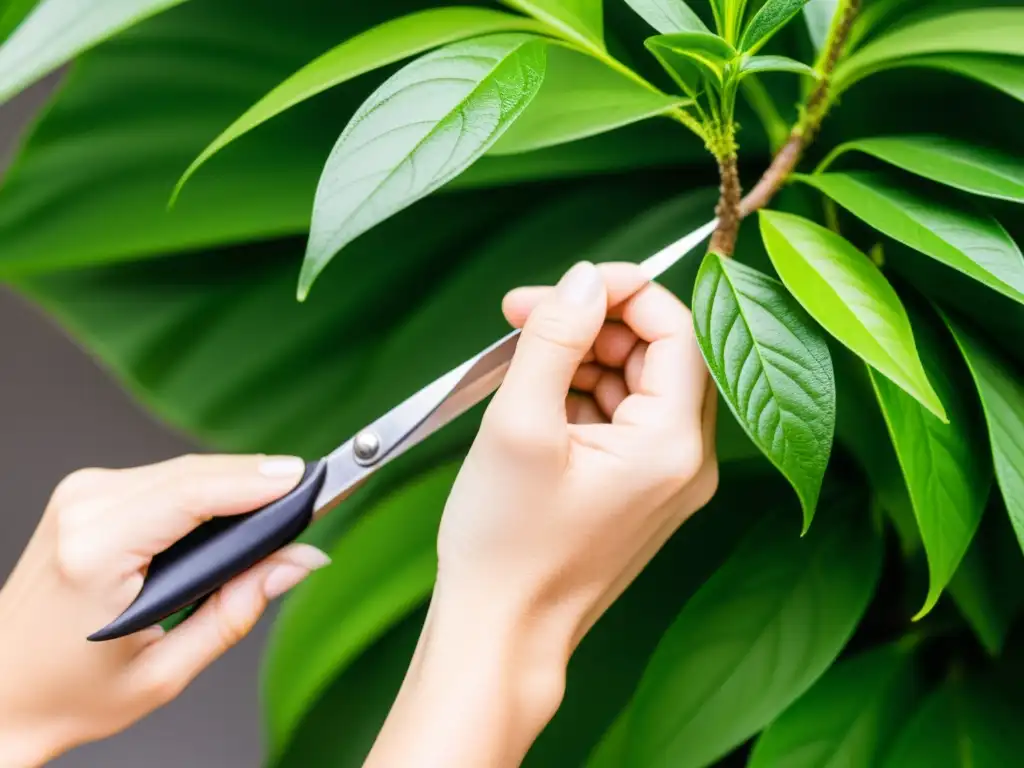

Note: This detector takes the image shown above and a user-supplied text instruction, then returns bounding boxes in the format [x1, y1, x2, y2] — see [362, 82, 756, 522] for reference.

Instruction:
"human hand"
[0, 455, 330, 766]
[366, 261, 718, 767]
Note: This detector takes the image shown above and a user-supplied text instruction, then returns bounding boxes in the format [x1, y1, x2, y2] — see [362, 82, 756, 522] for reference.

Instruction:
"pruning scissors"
[89, 217, 719, 642]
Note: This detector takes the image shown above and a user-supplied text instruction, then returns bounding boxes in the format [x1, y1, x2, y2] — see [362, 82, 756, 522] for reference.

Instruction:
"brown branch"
[710, 153, 742, 256]
[737, 0, 861, 220]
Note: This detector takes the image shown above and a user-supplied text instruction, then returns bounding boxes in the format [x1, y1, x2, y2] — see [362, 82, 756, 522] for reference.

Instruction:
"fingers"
[133, 543, 330, 702]
[53, 454, 308, 583]
[489, 262, 607, 434]
[502, 262, 648, 328]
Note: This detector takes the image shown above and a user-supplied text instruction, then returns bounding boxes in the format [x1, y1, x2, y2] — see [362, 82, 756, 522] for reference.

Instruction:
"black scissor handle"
[88, 460, 328, 641]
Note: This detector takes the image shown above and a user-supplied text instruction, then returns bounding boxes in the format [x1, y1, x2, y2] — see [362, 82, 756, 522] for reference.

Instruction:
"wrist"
[0, 723, 63, 768]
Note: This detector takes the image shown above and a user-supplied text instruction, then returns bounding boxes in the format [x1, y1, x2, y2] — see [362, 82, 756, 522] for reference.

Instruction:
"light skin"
[0, 261, 717, 767]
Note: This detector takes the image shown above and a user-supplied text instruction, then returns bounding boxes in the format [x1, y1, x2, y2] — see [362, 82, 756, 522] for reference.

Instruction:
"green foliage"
[3, 0, 1024, 765]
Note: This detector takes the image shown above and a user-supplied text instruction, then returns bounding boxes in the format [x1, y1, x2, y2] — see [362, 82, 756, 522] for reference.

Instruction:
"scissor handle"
[88, 460, 328, 642]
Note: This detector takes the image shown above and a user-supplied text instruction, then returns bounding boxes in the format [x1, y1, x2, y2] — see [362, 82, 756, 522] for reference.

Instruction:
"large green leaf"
[174, 7, 551, 196]
[898, 54, 1024, 105]
[299, 33, 547, 299]
[623, 488, 882, 768]
[817, 135, 1024, 204]
[884, 675, 1024, 767]
[869, 301, 989, 618]
[489, 42, 684, 155]
[262, 462, 460, 759]
[747, 645, 922, 768]
[759, 210, 946, 421]
[0, 0, 38, 42]
[739, 0, 811, 53]
[945, 316, 1024, 555]
[622, 0, 709, 34]
[692, 253, 834, 530]
[948, 495, 1024, 657]
[834, 9, 1024, 93]
[0, 0, 187, 105]
[501, 0, 604, 49]
[798, 172, 1024, 305]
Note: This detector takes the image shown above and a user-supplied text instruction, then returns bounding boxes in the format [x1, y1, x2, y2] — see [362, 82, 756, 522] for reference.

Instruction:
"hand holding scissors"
[0, 221, 718, 766]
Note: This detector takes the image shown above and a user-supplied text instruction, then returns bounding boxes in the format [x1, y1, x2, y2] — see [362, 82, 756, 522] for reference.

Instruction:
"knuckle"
[652, 432, 704, 484]
[139, 665, 186, 705]
[527, 307, 584, 351]
[54, 511, 105, 582]
[213, 590, 259, 651]
[49, 467, 108, 508]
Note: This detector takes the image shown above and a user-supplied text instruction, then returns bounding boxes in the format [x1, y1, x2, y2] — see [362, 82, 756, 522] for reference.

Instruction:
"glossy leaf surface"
[501, 0, 604, 48]
[748, 645, 922, 768]
[645, 31, 736, 92]
[692, 253, 834, 530]
[624, 493, 882, 768]
[740, 0, 810, 53]
[622, 0, 709, 34]
[740, 54, 817, 78]
[800, 172, 1024, 305]
[300, 34, 547, 298]
[759, 210, 945, 421]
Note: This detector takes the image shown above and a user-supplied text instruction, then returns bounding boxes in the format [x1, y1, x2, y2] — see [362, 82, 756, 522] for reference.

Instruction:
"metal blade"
[312, 217, 717, 514]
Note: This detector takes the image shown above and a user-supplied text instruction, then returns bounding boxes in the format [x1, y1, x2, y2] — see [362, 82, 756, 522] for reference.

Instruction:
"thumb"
[497, 261, 607, 421]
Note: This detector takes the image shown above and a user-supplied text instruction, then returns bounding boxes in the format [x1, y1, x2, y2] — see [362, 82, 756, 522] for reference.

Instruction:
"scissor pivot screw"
[353, 430, 381, 463]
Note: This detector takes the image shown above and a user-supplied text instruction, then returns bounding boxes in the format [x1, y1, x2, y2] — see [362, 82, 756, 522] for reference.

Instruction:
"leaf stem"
[738, 0, 860, 218]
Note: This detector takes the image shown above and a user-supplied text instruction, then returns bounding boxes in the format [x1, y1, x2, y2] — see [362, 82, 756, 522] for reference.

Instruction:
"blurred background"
[0, 75, 263, 767]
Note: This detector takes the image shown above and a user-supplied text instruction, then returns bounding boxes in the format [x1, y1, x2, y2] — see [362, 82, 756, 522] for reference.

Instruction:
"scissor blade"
[312, 217, 717, 513]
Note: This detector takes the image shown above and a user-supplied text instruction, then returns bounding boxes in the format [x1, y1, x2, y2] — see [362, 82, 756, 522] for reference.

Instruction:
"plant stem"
[738, 0, 861, 218]
[710, 152, 742, 256]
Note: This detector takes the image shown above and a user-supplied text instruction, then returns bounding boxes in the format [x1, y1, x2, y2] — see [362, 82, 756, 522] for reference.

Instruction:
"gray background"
[0, 79, 265, 766]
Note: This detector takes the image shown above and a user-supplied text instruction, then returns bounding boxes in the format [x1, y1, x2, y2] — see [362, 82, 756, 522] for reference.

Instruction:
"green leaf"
[710, 0, 749, 44]
[299, 34, 547, 300]
[835, 9, 1024, 93]
[0, 0, 457, 274]
[945, 316, 1024, 556]
[489, 42, 684, 155]
[884, 675, 1024, 767]
[802, 0, 838, 54]
[175, 7, 549, 198]
[624, 490, 882, 768]
[899, 54, 1024, 106]
[869, 301, 989, 618]
[818, 135, 1024, 205]
[692, 253, 835, 531]
[948, 496, 1024, 657]
[501, 0, 604, 49]
[748, 645, 923, 768]
[798, 172, 1024, 305]
[740, 0, 811, 53]
[759, 210, 946, 421]
[645, 32, 736, 93]
[0, 0, 187, 105]
[739, 54, 818, 79]
[262, 462, 460, 758]
[0, 0, 38, 42]
[622, 0, 709, 34]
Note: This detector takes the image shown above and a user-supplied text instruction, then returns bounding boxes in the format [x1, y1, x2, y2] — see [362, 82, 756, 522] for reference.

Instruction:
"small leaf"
[645, 32, 736, 94]
[945, 316, 1024, 556]
[300, 34, 547, 299]
[710, 0, 749, 44]
[0, 0, 186, 105]
[622, 0, 709, 34]
[834, 9, 1024, 92]
[748, 645, 923, 768]
[501, 0, 604, 49]
[692, 253, 835, 531]
[740, 0, 811, 53]
[869, 301, 989, 618]
[802, 0, 838, 54]
[818, 135, 1024, 205]
[900, 54, 1024, 106]
[798, 172, 1024, 305]
[624, 491, 882, 768]
[489, 43, 684, 155]
[759, 210, 946, 421]
[740, 54, 817, 79]
[884, 675, 1024, 767]
[948, 496, 1024, 657]
[175, 7, 549, 197]
[262, 462, 461, 759]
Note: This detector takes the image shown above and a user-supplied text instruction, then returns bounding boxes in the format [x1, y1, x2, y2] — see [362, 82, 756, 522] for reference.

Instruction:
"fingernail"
[556, 261, 602, 306]
[259, 456, 305, 478]
[263, 564, 312, 600]
[283, 544, 332, 570]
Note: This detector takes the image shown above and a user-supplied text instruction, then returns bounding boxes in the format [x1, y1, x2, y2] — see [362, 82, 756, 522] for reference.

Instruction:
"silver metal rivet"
[353, 430, 381, 463]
